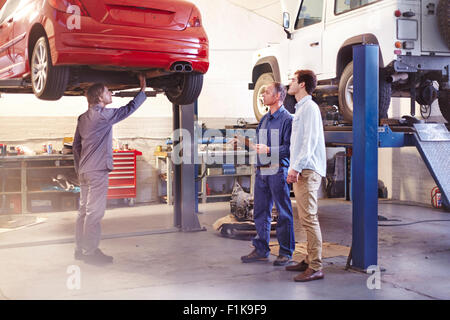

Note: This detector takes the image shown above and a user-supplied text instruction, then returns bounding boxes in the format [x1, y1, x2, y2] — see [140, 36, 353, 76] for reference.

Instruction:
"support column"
[173, 104, 182, 228]
[351, 44, 379, 269]
[172, 103, 204, 232]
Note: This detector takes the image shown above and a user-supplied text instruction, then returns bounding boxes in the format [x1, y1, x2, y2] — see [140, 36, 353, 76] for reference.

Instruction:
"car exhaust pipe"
[170, 62, 193, 73]
[173, 63, 184, 72]
[387, 73, 409, 83]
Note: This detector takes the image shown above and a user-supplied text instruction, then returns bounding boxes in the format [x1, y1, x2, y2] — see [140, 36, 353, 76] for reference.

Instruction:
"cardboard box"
[61, 195, 78, 211]
[236, 166, 252, 175]
[207, 167, 222, 175]
[6, 195, 21, 214]
[30, 199, 53, 213]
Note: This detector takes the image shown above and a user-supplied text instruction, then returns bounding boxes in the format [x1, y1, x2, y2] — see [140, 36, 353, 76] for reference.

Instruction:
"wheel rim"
[31, 40, 48, 95]
[257, 84, 270, 116]
[345, 75, 354, 112]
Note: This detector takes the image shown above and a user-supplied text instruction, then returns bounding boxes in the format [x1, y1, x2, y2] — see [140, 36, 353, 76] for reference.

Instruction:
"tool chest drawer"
[107, 150, 142, 204]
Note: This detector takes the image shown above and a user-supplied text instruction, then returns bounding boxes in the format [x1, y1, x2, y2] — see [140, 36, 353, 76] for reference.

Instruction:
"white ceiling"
[226, 0, 282, 25]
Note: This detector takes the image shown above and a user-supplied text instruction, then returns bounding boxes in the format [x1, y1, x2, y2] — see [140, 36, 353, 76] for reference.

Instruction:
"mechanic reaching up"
[73, 74, 147, 265]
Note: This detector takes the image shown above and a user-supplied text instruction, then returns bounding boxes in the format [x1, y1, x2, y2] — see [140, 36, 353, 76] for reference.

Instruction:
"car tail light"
[394, 9, 401, 17]
[48, 0, 89, 16]
[187, 6, 202, 28]
[395, 41, 402, 49]
[394, 49, 402, 55]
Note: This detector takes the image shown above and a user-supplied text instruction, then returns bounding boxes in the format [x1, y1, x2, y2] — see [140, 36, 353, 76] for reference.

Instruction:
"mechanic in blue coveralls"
[73, 74, 147, 265]
[233, 82, 295, 266]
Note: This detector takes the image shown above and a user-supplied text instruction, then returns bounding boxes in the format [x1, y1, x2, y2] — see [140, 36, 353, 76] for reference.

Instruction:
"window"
[335, 0, 381, 15]
[295, 0, 324, 30]
[0, 0, 20, 24]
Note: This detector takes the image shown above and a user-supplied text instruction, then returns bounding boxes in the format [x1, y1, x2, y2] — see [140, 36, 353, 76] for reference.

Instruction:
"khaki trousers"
[292, 169, 323, 271]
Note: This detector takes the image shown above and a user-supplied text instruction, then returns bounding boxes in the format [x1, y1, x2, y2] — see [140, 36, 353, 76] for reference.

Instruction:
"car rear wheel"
[253, 73, 274, 121]
[31, 37, 69, 100]
[165, 73, 203, 105]
[338, 62, 391, 122]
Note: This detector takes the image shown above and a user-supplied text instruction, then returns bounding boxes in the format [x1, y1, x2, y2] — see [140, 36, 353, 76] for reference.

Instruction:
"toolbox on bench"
[107, 150, 142, 206]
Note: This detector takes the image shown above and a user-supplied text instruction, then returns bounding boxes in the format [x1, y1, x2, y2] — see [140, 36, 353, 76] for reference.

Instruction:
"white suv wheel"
[345, 75, 354, 113]
[253, 73, 275, 121]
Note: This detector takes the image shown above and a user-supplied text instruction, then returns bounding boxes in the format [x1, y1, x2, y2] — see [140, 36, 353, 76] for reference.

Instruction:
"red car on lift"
[0, 0, 209, 104]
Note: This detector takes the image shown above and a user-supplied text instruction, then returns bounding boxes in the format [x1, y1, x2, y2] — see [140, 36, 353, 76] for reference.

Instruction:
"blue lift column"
[351, 44, 379, 270]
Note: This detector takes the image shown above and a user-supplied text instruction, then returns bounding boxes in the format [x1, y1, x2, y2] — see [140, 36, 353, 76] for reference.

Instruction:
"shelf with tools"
[199, 162, 254, 204]
[156, 150, 255, 205]
[0, 155, 79, 214]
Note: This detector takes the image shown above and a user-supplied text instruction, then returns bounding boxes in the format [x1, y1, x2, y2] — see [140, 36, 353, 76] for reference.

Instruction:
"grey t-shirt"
[73, 91, 147, 175]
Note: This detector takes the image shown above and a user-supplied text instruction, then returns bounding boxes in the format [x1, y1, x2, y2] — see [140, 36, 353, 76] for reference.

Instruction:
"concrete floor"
[0, 199, 449, 300]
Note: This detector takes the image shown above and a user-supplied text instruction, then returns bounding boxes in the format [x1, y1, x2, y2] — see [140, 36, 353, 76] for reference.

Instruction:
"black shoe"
[83, 249, 113, 265]
[285, 260, 309, 272]
[273, 255, 291, 266]
[74, 249, 85, 261]
[241, 249, 268, 263]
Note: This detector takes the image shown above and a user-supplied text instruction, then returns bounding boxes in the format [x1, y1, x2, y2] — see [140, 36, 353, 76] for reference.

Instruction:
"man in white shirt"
[285, 70, 327, 282]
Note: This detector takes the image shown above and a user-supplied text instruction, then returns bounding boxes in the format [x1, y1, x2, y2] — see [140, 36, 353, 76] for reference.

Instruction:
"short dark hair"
[271, 82, 287, 102]
[294, 70, 317, 95]
[86, 83, 106, 106]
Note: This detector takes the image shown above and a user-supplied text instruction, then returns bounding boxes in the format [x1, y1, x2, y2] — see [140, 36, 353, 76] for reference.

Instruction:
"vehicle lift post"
[351, 44, 379, 270]
[172, 102, 205, 232]
[328, 45, 449, 271]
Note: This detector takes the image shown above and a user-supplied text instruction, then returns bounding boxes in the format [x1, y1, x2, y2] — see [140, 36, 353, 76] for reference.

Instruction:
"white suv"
[249, 0, 450, 123]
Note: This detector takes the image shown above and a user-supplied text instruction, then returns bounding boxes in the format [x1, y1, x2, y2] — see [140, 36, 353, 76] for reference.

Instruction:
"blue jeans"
[252, 167, 295, 258]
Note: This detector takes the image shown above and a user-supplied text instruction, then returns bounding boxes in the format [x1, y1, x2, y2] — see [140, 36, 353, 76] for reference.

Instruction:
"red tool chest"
[107, 150, 142, 206]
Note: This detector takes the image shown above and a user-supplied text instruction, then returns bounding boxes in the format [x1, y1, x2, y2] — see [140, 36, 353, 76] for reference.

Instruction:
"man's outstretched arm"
[107, 74, 147, 124]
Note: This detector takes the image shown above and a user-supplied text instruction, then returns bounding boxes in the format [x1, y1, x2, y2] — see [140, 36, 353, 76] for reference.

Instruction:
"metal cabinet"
[107, 150, 142, 206]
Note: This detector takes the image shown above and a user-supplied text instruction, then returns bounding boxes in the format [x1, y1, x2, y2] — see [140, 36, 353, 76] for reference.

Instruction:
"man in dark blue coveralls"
[239, 82, 295, 266]
[73, 74, 147, 265]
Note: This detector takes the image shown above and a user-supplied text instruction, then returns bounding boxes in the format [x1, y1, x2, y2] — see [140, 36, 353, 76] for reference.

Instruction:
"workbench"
[0, 154, 77, 214]
[0, 150, 143, 213]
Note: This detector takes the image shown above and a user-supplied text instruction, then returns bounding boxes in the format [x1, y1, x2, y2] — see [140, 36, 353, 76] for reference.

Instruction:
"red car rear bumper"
[55, 44, 209, 74]
[49, 13, 209, 73]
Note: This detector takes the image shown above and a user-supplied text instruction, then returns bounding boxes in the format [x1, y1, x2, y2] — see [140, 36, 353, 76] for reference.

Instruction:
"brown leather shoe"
[273, 255, 291, 266]
[294, 268, 324, 282]
[241, 249, 268, 263]
[285, 260, 309, 272]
